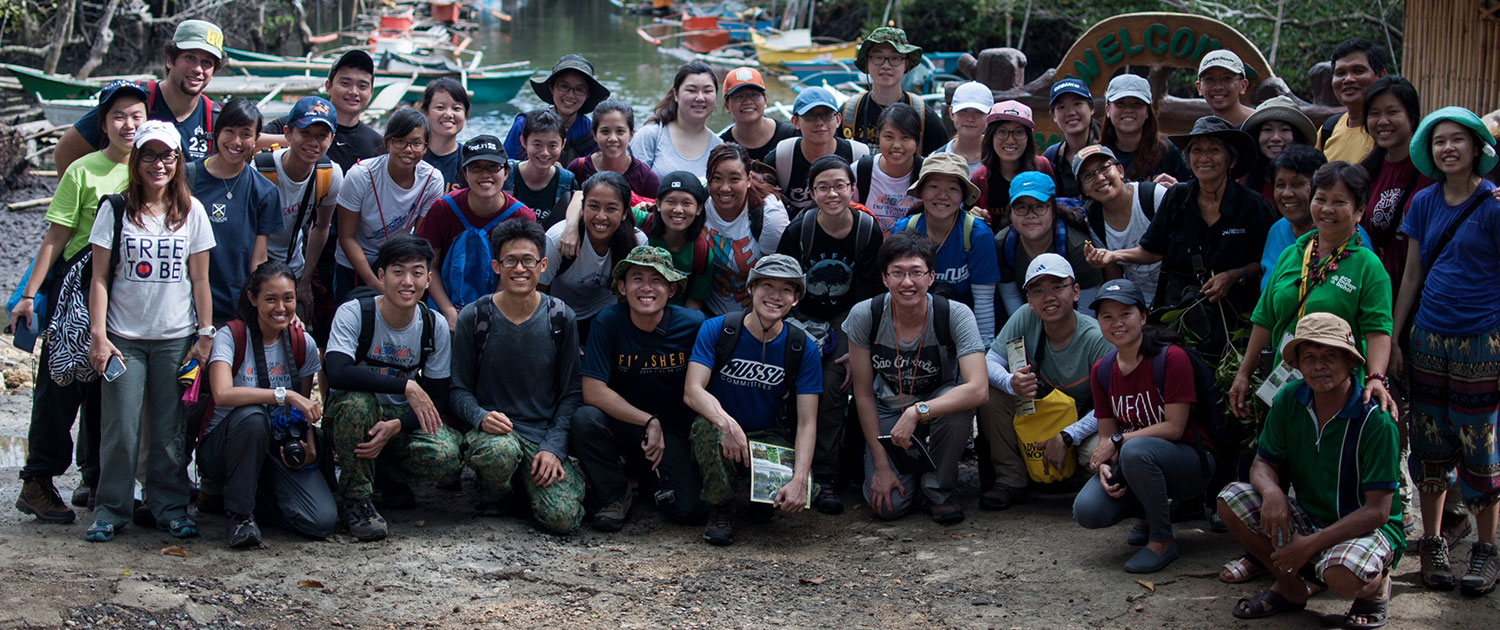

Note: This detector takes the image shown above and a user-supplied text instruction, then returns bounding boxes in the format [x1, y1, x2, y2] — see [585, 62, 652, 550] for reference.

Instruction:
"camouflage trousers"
[325, 392, 463, 500]
[690, 416, 791, 506]
[464, 430, 585, 534]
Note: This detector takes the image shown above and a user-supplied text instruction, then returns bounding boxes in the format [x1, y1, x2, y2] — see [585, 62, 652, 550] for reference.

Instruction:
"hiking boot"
[1443, 510, 1473, 547]
[930, 500, 964, 525]
[71, 485, 95, 509]
[979, 486, 1028, 511]
[703, 505, 735, 546]
[15, 478, 75, 524]
[587, 491, 634, 533]
[226, 512, 262, 549]
[1419, 535, 1456, 590]
[341, 498, 388, 542]
[813, 482, 844, 515]
[1461, 542, 1500, 596]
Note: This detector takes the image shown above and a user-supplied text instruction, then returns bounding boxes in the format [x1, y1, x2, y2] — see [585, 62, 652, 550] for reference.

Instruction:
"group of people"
[9, 17, 1500, 629]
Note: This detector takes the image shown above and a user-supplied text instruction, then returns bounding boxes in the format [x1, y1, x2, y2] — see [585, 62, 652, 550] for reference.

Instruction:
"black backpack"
[710, 312, 808, 430]
[470, 294, 572, 394]
[1085, 182, 1159, 245]
[1091, 343, 1240, 481]
[349, 291, 437, 374]
[867, 293, 956, 353]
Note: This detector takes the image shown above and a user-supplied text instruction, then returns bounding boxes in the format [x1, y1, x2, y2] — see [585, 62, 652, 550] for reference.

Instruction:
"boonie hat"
[1168, 115, 1259, 178]
[855, 26, 923, 73]
[1049, 78, 1093, 109]
[1070, 144, 1118, 179]
[612, 246, 686, 285]
[134, 120, 182, 151]
[98, 80, 148, 113]
[1023, 253, 1075, 288]
[287, 96, 336, 130]
[987, 100, 1034, 129]
[460, 135, 508, 167]
[1089, 278, 1147, 312]
[1241, 96, 1316, 147]
[950, 82, 994, 115]
[657, 171, 708, 206]
[1197, 49, 1245, 77]
[722, 66, 766, 97]
[172, 19, 224, 60]
[906, 152, 981, 206]
[793, 87, 839, 116]
[1008, 170, 1056, 205]
[1281, 312, 1365, 370]
[531, 54, 611, 115]
[1106, 74, 1152, 104]
[747, 254, 806, 294]
[1410, 106, 1499, 181]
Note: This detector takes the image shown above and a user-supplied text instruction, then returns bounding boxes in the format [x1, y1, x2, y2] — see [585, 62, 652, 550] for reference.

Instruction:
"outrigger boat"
[750, 29, 856, 68]
[1, 64, 155, 100]
[223, 47, 533, 103]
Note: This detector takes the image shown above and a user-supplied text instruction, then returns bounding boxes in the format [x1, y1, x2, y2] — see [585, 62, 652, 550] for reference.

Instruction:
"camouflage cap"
[856, 26, 922, 72]
[612, 245, 687, 286]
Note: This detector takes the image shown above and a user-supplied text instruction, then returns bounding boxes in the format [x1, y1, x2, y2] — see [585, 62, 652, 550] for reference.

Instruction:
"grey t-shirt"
[992, 305, 1112, 405]
[207, 326, 322, 432]
[449, 295, 582, 457]
[842, 295, 985, 410]
[326, 298, 452, 407]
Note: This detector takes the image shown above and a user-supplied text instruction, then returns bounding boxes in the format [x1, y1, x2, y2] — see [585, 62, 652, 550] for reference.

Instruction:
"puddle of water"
[0, 434, 27, 468]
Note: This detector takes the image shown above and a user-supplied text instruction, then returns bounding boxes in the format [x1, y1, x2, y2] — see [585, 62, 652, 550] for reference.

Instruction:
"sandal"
[157, 517, 199, 539]
[1231, 588, 1307, 620]
[1220, 552, 1268, 583]
[1344, 576, 1390, 629]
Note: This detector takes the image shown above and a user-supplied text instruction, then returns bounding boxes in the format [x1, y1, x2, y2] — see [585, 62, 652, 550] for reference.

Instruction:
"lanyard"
[1294, 232, 1358, 318]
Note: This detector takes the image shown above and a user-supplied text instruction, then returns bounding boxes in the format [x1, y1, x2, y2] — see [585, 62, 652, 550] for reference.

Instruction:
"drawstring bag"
[1012, 387, 1078, 483]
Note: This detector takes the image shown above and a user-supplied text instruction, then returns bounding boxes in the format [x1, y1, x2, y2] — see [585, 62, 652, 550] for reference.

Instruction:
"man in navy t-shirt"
[685, 254, 822, 546]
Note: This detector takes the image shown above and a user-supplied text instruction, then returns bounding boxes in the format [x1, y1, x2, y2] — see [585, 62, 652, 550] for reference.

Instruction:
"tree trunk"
[1269, 0, 1285, 66]
[43, 0, 77, 73]
[291, 0, 316, 54]
[75, 0, 124, 79]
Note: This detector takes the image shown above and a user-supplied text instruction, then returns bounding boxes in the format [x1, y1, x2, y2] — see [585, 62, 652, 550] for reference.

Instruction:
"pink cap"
[986, 100, 1034, 129]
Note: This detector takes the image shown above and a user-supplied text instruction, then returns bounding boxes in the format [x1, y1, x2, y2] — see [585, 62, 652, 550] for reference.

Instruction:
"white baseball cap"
[1198, 50, 1245, 77]
[950, 81, 994, 115]
[133, 120, 182, 151]
[1023, 253, 1075, 287]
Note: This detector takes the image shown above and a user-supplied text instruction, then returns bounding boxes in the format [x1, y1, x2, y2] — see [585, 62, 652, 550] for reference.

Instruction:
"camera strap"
[245, 324, 292, 392]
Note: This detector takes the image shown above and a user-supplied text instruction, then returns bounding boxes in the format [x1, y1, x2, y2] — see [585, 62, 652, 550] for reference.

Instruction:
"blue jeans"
[1072, 436, 1212, 542]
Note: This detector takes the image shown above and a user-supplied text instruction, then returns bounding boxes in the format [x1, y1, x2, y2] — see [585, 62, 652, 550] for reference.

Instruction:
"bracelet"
[1237, 267, 1246, 284]
[20, 295, 33, 300]
[644, 415, 659, 428]
[1365, 373, 1389, 389]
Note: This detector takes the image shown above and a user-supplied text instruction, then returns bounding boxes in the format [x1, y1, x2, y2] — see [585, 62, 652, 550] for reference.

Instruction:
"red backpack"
[195, 320, 309, 438]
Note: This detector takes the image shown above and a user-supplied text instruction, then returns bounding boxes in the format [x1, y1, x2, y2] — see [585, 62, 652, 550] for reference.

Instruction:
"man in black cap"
[260, 50, 384, 173]
[505, 54, 611, 166]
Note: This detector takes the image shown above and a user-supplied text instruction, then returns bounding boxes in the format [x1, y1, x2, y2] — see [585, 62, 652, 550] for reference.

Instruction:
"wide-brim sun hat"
[1281, 312, 1365, 371]
[855, 26, 923, 73]
[906, 152, 981, 206]
[1241, 96, 1316, 148]
[1410, 106, 1499, 181]
[1169, 115, 1259, 179]
[530, 54, 611, 115]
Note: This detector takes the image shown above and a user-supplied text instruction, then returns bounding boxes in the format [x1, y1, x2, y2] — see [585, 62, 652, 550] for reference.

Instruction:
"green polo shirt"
[1258, 380, 1404, 562]
[45, 151, 129, 259]
[1252, 230, 1392, 369]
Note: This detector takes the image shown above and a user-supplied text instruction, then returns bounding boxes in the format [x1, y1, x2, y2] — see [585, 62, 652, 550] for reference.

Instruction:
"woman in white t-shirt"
[540, 171, 647, 340]
[855, 103, 924, 233]
[703, 144, 789, 315]
[333, 108, 446, 301]
[630, 61, 724, 179]
[84, 121, 217, 542]
[1075, 144, 1165, 307]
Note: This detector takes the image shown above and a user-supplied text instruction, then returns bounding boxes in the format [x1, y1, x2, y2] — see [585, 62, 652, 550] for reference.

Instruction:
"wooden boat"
[38, 77, 414, 127]
[751, 29, 856, 67]
[636, 16, 731, 55]
[223, 48, 532, 103]
[1, 64, 154, 100]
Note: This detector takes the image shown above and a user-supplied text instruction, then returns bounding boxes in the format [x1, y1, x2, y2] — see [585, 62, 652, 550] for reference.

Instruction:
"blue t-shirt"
[503, 111, 595, 162]
[73, 82, 217, 161]
[189, 160, 284, 322]
[891, 213, 1002, 303]
[1259, 218, 1373, 291]
[688, 315, 822, 433]
[1399, 180, 1500, 336]
[579, 303, 706, 435]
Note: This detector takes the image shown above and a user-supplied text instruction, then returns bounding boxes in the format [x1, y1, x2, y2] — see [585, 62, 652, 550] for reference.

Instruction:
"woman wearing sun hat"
[1239, 96, 1317, 204]
[892, 152, 1001, 340]
[1391, 106, 1500, 595]
[504, 54, 612, 166]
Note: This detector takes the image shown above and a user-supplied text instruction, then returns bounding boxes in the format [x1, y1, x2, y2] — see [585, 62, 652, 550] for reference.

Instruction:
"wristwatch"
[915, 402, 931, 423]
[1060, 431, 1075, 448]
[1111, 432, 1124, 449]
[274, 386, 287, 406]
[197, 325, 216, 338]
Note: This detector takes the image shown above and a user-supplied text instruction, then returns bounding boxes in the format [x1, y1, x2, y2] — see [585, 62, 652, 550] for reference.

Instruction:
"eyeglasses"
[1079, 162, 1117, 183]
[553, 81, 590, 98]
[1025, 281, 1077, 298]
[994, 128, 1031, 141]
[1010, 202, 1051, 217]
[466, 163, 505, 174]
[813, 182, 851, 196]
[799, 111, 837, 125]
[1198, 74, 1243, 88]
[884, 269, 932, 281]
[499, 257, 541, 269]
[728, 90, 765, 103]
[139, 150, 180, 164]
[868, 55, 908, 68]
[391, 138, 427, 151]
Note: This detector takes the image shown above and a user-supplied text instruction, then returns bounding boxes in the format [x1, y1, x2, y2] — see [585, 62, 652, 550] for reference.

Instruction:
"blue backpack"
[439, 194, 524, 310]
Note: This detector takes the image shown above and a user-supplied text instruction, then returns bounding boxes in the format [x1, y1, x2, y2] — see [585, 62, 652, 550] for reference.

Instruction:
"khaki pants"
[976, 386, 1098, 491]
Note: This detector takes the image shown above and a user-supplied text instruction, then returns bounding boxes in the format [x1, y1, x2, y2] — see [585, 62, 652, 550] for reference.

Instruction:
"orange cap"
[722, 66, 766, 97]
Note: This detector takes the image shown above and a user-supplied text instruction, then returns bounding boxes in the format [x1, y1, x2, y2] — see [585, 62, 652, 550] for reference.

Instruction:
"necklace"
[215, 158, 246, 200]
[1295, 232, 1358, 318]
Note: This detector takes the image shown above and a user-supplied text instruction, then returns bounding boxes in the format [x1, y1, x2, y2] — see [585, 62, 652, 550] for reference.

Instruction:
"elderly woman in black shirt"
[1086, 116, 1275, 365]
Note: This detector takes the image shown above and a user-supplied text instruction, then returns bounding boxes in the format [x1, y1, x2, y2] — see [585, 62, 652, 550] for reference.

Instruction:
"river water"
[459, 0, 801, 139]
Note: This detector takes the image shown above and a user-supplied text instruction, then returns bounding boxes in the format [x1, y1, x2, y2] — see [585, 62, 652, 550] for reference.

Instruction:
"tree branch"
[0, 44, 51, 57]
[131, 0, 235, 26]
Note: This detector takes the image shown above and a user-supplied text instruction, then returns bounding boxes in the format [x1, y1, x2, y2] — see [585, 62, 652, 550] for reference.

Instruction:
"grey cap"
[1089, 278, 1147, 311]
[1105, 74, 1152, 104]
[747, 254, 805, 293]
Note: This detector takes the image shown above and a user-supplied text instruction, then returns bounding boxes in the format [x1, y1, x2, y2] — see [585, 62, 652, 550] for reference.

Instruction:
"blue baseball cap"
[1049, 78, 1092, 109]
[287, 96, 336, 130]
[98, 79, 148, 112]
[793, 87, 839, 116]
[1009, 171, 1056, 204]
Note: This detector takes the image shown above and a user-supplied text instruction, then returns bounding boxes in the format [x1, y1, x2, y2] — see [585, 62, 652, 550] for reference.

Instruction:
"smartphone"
[8, 313, 38, 353]
[103, 355, 127, 382]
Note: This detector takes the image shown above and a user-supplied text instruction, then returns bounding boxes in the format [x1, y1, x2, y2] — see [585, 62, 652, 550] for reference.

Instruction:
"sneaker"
[703, 505, 734, 546]
[225, 512, 262, 549]
[1460, 542, 1500, 596]
[978, 486, 1028, 511]
[70, 485, 95, 509]
[813, 482, 844, 515]
[84, 519, 115, 542]
[1419, 535, 1456, 590]
[587, 491, 634, 533]
[15, 478, 75, 524]
[341, 498, 388, 541]
[157, 517, 199, 539]
[1443, 510, 1473, 547]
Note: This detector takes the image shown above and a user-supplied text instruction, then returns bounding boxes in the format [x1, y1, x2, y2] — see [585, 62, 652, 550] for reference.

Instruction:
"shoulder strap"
[840, 95, 861, 138]
[960, 213, 975, 253]
[1151, 346, 1169, 390]
[289, 325, 308, 368]
[1431, 192, 1489, 266]
[1137, 182, 1157, 219]
[749, 199, 765, 240]
[201, 94, 213, 136]
[774, 137, 798, 188]
[782, 323, 805, 399]
[848, 139, 871, 162]
[1093, 348, 1120, 397]
[1002, 229, 1019, 275]
[712, 312, 744, 376]
[931, 294, 953, 350]
[356, 296, 377, 365]
[856, 154, 874, 203]
[869, 293, 888, 343]
[548, 295, 568, 394]
[907, 93, 927, 134]
[691, 235, 709, 275]
[284, 162, 320, 264]
[1086, 201, 1107, 243]
[854, 210, 876, 255]
[228, 320, 249, 383]
[418, 302, 436, 370]
[253, 151, 278, 181]
[246, 322, 273, 390]
[491, 199, 524, 227]
[799, 211, 817, 256]
[105, 194, 126, 296]
[313, 156, 334, 203]
[442, 194, 473, 229]
[1319, 115, 1339, 148]
[185, 160, 199, 183]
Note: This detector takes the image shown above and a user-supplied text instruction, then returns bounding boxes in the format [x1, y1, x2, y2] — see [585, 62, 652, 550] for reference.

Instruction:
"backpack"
[505, 159, 576, 221]
[196, 318, 312, 438]
[839, 92, 928, 145]
[1084, 182, 1159, 245]
[710, 311, 808, 430]
[772, 137, 871, 194]
[145, 80, 214, 142]
[799, 205, 878, 260]
[1318, 114, 1341, 149]
[254, 151, 334, 265]
[903, 212, 978, 254]
[45, 194, 126, 386]
[1091, 344, 1240, 479]
[867, 292, 956, 356]
[471, 294, 571, 395]
[350, 293, 437, 374]
[1000, 219, 1069, 277]
[438, 194, 525, 311]
[855, 153, 923, 206]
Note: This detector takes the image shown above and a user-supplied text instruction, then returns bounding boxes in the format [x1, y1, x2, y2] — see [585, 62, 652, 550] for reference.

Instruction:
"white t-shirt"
[538, 221, 647, 319]
[325, 297, 452, 407]
[333, 154, 445, 269]
[89, 197, 217, 340]
[702, 194, 789, 315]
[861, 157, 920, 233]
[207, 326, 322, 432]
[937, 139, 983, 176]
[1101, 182, 1166, 307]
[266, 148, 345, 277]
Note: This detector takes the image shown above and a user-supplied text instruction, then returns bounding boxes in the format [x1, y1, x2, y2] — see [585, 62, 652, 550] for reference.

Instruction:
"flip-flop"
[1220, 552, 1268, 583]
[1231, 588, 1307, 620]
[1344, 576, 1390, 629]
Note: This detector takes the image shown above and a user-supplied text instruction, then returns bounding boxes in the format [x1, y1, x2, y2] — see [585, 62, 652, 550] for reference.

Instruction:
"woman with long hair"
[84, 121, 217, 542]
[631, 61, 724, 178]
[633, 171, 713, 309]
[1099, 74, 1191, 185]
[540, 171, 647, 340]
[855, 102, 925, 233]
[567, 99, 660, 200]
[1357, 76, 1433, 299]
[1239, 96, 1316, 203]
[419, 78, 469, 192]
[974, 100, 1054, 219]
[702, 143, 790, 315]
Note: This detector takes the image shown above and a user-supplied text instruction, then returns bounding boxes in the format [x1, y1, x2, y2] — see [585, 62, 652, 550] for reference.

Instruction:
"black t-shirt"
[578, 304, 707, 435]
[424, 148, 463, 194]
[1139, 179, 1275, 313]
[766, 138, 864, 218]
[1109, 139, 1192, 184]
[264, 117, 383, 174]
[776, 211, 884, 321]
[719, 120, 799, 164]
[840, 93, 949, 156]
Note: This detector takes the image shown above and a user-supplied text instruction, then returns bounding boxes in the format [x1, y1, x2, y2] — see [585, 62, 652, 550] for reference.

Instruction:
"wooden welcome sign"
[1055, 12, 1275, 98]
